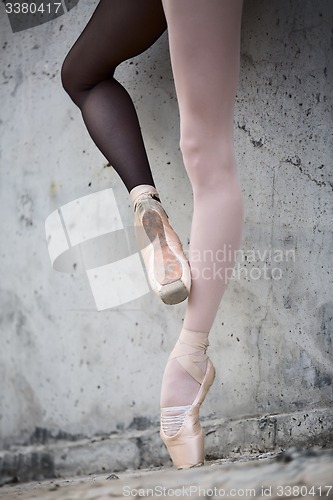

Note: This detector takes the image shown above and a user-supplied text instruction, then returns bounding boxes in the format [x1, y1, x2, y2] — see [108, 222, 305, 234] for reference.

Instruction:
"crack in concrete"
[283, 156, 333, 191]
[236, 122, 264, 148]
[255, 166, 276, 408]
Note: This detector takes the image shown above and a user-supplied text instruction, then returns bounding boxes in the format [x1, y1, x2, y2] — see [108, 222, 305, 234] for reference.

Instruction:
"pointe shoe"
[160, 329, 215, 469]
[130, 185, 191, 305]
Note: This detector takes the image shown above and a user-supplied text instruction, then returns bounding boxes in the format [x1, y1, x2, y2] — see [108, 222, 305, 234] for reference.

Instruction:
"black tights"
[61, 0, 167, 192]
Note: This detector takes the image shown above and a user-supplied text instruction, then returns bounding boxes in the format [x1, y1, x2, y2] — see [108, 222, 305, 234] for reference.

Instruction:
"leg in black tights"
[61, 0, 167, 192]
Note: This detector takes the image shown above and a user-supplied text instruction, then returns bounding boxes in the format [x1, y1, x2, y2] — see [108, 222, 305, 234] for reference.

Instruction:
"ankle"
[170, 328, 210, 363]
[129, 184, 160, 208]
[160, 328, 210, 409]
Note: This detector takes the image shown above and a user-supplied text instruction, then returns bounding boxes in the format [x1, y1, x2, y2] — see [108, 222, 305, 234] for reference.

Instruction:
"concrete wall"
[0, 0, 332, 475]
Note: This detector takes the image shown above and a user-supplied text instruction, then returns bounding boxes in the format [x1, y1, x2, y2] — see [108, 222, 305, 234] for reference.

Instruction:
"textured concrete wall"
[0, 0, 332, 468]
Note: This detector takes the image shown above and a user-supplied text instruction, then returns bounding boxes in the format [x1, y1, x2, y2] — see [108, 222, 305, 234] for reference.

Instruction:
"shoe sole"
[142, 209, 188, 304]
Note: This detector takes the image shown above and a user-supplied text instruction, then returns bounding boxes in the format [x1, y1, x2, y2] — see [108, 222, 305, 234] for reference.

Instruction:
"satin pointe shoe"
[130, 185, 191, 305]
[160, 329, 215, 469]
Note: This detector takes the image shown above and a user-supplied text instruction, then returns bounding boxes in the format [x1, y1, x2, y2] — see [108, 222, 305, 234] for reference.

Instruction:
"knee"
[179, 130, 237, 190]
[61, 50, 116, 105]
[179, 135, 202, 182]
[61, 53, 79, 102]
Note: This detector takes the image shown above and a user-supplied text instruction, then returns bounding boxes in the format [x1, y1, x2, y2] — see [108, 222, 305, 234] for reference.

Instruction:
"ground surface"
[0, 447, 332, 499]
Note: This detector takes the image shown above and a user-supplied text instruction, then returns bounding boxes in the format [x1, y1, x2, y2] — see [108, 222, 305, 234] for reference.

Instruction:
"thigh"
[161, 0, 243, 131]
[63, 0, 167, 87]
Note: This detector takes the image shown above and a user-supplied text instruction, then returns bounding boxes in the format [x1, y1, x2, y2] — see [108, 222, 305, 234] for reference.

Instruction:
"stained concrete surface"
[0, 447, 332, 499]
[0, 0, 332, 483]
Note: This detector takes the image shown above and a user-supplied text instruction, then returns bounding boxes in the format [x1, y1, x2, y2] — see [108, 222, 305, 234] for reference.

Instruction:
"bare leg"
[160, 0, 244, 421]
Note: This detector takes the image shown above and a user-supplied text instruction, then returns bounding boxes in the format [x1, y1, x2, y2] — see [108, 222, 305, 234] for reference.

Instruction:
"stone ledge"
[0, 407, 332, 484]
